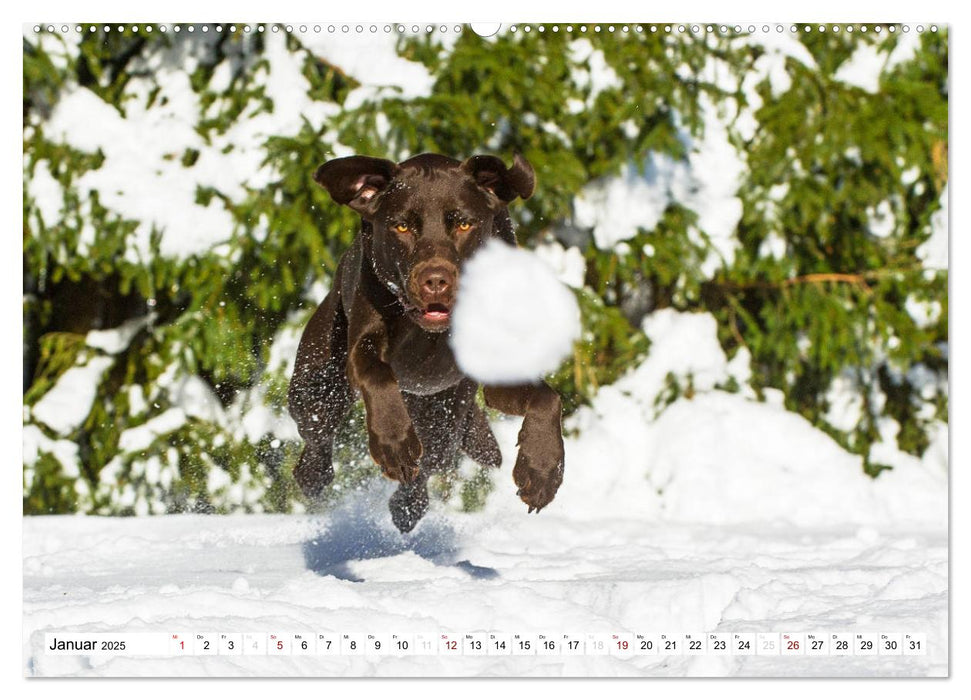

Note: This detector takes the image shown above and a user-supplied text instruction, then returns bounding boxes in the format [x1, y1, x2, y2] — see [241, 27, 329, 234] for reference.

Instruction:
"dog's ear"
[463, 153, 535, 202]
[313, 156, 399, 215]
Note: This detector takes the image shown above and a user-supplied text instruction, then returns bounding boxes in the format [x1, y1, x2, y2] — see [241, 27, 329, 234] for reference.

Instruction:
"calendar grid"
[44, 632, 927, 658]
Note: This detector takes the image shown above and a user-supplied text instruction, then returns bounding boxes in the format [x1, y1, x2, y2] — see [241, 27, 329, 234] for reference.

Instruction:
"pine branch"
[709, 268, 926, 295]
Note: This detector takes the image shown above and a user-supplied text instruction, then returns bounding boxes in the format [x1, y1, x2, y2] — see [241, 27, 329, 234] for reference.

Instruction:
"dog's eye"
[394, 223, 410, 234]
[457, 221, 473, 232]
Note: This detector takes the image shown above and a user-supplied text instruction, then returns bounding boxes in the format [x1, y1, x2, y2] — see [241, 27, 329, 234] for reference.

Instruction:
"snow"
[236, 401, 299, 444]
[548, 309, 945, 529]
[533, 240, 587, 289]
[23, 27, 82, 77]
[36, 31, 436, 261]
[834, 32, 928, 94]
[22, 425, 79, 476]
[265, 321, 305, 381]
[86, 315, 152, 355]
[631, 309, 746, 409]
[23, 304, 948, 676]
[569, 41, 749, 256]
[918, 186, 948, 270]
[226, 317, 307, 444]
[170, 375, 226, 425]
[824, 373, 865, 433]
[30, 356, 114, 435]
[246, 33, 341, 140]
[835, 32, 927, 94]
[117, 408, 187, 454]
[885, 32, 924, 73]
[41, 33, 336, 260]
[867, 200, 896, 238]
[738, 30, 819, 140]
[20, 303, 949, 677]
[22, 505, 947, 677]
[565, 97, 586, 115]
[573, 161, 670, 248]
[299, 32, 435, 112]
[569, 39, 622, 106]
[901, 166, 921, 186]
[573, 95, 744, 275]
[759, 231, 787, 260]
[905, 296, 942, 329]
[26, 160, 63, 227]
[45, 78, 234, 260]
[450, 241, 581, 384]
[684, 96, 746, 275]
[834, 44, 885, 93]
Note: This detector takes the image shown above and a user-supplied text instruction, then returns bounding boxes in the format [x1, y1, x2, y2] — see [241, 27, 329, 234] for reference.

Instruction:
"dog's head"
[313, 152, 534, 332]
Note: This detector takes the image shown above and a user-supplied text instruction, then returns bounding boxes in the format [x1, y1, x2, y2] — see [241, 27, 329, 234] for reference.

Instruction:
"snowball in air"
[450, 240, 581, 384]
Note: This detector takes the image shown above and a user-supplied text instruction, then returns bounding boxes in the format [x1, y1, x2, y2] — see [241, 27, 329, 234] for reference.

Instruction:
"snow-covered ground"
[23, 309, 948, 678]
[22, 502, 946, 677]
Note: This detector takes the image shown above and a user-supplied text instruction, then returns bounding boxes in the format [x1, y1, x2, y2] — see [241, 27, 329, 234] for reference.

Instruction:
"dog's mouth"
[407, 302, 452, 331]
[422, 303, 451, 321]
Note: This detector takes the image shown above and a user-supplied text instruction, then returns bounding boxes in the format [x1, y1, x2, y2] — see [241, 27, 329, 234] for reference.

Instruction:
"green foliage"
[24, 453, 84, 515]
[459, 465, 497, 513]
[549, 289, 650, 416]
[23, 332, 85, 405]
[704, 28, 949, 472]
[23, 24, 948, 514]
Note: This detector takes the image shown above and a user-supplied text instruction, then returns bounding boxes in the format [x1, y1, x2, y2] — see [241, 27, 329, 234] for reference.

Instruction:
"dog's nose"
[421, 267, 452, 297]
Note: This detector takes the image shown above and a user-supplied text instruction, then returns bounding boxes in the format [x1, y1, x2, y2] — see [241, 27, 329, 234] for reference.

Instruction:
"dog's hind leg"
[387, 381, 480, 532]
[460, 398, 502, 469]
[388, 474, 431, 534]
[288, 287, 353, 502]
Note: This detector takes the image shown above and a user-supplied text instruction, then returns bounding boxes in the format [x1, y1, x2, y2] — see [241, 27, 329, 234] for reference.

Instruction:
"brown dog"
[288, 153, 565, 533]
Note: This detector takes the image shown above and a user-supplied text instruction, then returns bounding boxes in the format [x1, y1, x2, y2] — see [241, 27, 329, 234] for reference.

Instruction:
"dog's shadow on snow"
[301, 489, 499, 583]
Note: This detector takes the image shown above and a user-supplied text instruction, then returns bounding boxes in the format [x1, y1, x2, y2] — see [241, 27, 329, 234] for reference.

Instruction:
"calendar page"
[21, 16, 949, 680]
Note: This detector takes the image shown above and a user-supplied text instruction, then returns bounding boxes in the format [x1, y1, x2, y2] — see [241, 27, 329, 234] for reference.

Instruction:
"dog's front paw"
[512, 413, 565, 513]
[294, 442, 335, 502]
[368, 421, 423, 484]
[513, 454, 564, 513]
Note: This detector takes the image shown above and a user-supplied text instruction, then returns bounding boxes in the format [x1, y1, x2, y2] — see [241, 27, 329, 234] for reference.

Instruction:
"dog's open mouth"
[407, 302, 452, 331]
[422, 303, 451, 321]
[402, 296, 453, 331]
[417, 303, 452, 328]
